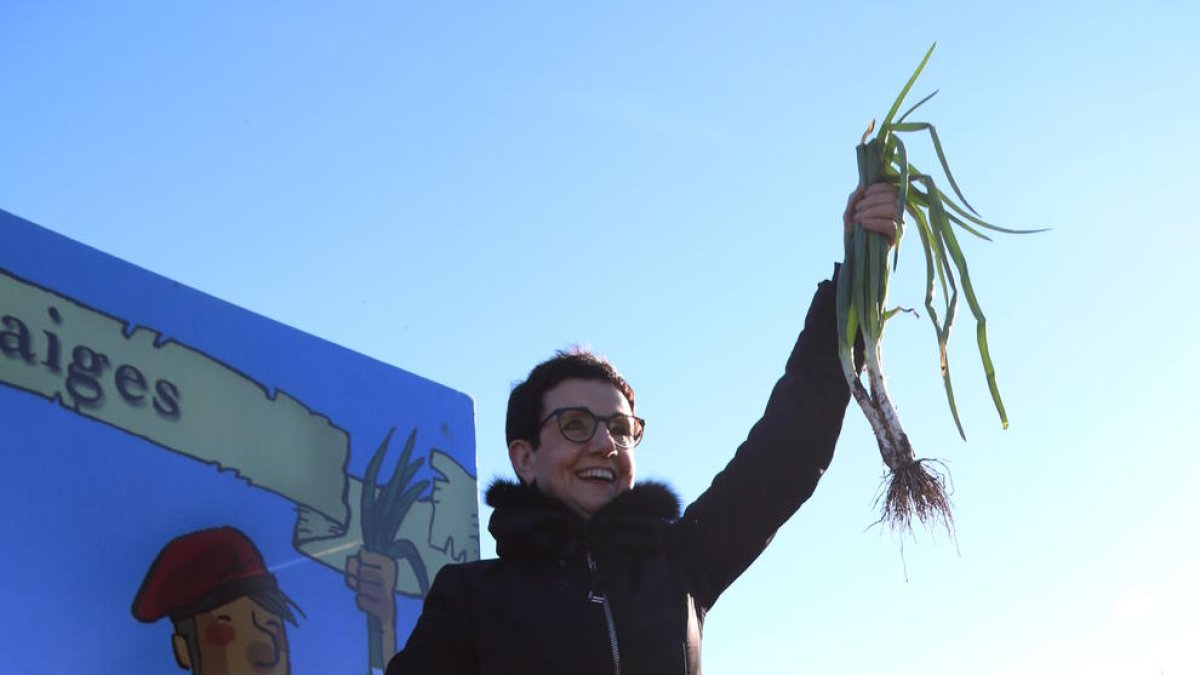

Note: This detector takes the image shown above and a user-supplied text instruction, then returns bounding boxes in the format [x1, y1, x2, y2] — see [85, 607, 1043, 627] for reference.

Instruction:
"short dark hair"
[506, 347, 635, 449]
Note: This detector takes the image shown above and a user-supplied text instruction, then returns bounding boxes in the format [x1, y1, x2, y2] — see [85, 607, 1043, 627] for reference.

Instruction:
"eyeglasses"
[538, 407, 646, 449]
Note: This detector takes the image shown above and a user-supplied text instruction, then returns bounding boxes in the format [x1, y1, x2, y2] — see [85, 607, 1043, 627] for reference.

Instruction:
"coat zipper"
[586, 551, 621, 675]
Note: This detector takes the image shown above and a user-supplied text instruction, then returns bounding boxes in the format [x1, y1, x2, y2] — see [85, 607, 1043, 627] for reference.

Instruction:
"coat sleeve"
[670, 267, 853, 611]
[385, 564, 479, 675]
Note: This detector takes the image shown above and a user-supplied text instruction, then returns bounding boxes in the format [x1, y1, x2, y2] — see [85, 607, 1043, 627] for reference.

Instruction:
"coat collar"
[485, 479, 680, 520]
[485, 479, 681, 561]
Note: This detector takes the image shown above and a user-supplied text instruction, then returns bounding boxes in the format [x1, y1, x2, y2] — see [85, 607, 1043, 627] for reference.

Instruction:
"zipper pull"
[585, 550, 622, 675]
[586, 551, 606, 603]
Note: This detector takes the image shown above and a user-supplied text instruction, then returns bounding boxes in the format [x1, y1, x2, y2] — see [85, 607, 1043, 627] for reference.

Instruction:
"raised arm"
[671, 183, 897, 610]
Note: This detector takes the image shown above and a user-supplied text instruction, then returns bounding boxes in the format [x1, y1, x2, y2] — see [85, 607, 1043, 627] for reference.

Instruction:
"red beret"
[132, 526, 277, 623]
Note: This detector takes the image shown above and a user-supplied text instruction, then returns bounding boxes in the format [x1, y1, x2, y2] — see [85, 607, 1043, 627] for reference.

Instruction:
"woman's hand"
[843, 182, 900, 245]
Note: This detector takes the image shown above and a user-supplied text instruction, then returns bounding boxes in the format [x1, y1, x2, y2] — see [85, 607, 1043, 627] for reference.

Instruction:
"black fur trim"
[486, 479, 681, 521]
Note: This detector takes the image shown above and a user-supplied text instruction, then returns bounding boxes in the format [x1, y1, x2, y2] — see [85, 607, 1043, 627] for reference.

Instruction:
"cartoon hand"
[346, 548, 397, 626]
[428, 450, 481, 562]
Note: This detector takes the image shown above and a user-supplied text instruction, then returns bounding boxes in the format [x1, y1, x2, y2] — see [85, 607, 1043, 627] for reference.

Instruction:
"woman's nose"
[588, 424, 619, 455]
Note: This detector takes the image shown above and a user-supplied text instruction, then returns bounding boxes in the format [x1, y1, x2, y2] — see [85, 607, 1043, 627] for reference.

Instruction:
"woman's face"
[509, 378, 636, 519]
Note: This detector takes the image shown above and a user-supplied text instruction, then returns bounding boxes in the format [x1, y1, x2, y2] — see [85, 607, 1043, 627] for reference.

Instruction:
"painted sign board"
[0, 209, 479, 674]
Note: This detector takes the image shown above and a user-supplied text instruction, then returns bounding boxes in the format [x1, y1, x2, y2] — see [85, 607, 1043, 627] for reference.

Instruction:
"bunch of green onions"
[836, 43, 1041, 536]
[360, 427, 430, 670]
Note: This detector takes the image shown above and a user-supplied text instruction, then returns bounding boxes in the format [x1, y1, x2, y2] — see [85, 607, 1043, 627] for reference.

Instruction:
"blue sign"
[0, 209, 478, 674]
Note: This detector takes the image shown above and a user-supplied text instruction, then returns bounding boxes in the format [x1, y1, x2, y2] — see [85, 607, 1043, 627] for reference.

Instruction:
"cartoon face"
[173, 596, 290, 675]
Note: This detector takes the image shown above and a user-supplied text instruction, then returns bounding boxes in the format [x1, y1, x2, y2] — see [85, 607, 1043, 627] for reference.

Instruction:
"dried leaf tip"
[861, 119, 876, 145]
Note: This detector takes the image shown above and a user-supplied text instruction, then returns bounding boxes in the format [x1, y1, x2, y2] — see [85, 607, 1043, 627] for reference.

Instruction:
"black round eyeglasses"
[538, 407, 646, 449]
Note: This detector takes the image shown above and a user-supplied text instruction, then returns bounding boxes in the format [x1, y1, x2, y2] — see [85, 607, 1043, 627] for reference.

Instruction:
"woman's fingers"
[843, 186, 866, 237]
[847, 182, 900, 243]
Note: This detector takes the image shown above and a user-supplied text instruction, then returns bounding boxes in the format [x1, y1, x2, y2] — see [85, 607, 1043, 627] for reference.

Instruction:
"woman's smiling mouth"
[577, 467, 616, 482]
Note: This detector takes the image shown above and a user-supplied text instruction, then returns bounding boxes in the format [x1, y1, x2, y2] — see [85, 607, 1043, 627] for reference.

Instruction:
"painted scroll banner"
[0, 267, 479, 592]
[0, 268, 352, 534]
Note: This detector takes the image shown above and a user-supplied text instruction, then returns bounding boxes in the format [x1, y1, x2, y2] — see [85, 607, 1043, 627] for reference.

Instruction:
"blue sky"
[3, 2, 1198, 673]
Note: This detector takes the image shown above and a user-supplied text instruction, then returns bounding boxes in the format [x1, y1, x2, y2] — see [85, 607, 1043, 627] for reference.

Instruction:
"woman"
[386, 184, 898, 675]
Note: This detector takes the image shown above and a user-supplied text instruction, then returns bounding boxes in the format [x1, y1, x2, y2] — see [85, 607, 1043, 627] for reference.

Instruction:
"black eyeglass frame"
[537, 407, 646, 449]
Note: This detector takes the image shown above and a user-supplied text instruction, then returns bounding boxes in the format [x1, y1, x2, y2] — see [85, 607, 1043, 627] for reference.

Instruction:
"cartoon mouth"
[577, 468, 615, 483]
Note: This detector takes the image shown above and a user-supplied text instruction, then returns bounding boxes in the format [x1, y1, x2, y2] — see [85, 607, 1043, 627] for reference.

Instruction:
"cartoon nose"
[249, 611, 283, 669]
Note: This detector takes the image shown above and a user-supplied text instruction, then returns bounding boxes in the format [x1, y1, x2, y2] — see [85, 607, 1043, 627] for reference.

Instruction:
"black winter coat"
[387, 273, 852, 675]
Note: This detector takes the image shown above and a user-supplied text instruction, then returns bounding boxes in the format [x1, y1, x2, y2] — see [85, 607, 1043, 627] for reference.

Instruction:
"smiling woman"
[384, 183, 899, 675]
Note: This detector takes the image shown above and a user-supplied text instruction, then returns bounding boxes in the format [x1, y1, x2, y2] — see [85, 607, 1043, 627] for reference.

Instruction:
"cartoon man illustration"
[132, 527, 303, 674]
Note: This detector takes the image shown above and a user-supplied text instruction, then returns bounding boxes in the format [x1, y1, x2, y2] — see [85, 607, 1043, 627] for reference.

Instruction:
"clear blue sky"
[3, 3, 1197, 673]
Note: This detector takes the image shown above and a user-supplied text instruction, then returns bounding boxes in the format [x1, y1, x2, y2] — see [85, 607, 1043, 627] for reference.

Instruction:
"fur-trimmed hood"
[485, 479, 681, 562]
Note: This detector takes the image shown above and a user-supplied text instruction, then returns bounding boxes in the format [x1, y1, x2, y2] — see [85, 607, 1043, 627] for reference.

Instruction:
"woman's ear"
[508, 439, 537, 485]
